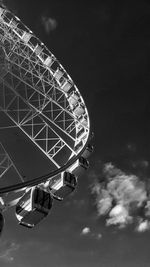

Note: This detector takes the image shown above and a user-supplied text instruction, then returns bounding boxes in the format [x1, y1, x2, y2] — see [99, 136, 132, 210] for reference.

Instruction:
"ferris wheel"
[0, 6, 93, 230]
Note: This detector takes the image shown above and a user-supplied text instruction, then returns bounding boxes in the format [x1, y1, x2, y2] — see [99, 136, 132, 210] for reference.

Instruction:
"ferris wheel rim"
[0, 130, 91, 194]
[0, 5, 90, 167]
[0, 5, 92, 194]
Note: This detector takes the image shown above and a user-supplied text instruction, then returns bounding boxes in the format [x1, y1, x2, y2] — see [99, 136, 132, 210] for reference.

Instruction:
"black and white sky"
[1, 0, 150, 266]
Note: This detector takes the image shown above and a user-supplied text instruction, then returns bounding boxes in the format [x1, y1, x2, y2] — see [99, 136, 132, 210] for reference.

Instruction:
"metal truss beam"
[0, 142, 23, 181]
[0, 7, 90, 170]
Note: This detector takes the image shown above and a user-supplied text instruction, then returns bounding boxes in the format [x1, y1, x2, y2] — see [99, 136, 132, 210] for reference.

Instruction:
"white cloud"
[81, 227, 102, 240]
[91, 162, 150, 231]
[96, 189, 112, 216]
[106, 205, 132, 227]
[145, 200, 150, 217]
[107, 173, 147, 207]
[136, 219, 150, 233]
[41, 16, 57, 34]
[81, 227, 91, 235]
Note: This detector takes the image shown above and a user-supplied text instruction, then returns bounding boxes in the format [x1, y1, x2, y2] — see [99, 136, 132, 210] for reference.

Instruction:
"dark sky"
[1, 0, 150, 266]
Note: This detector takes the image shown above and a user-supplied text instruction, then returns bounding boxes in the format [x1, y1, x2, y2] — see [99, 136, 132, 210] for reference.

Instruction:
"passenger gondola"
[68, 156, 89, 176]
[15, 187, 53, 228]
[81, 144, 94, 158]
[49, 172, 77, 201]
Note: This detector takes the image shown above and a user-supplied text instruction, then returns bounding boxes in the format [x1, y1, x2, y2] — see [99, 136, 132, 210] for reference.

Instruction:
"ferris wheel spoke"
[0, 37, 90, 154]
[1, 104, 76, 169]
[0, 76, 78, 163]
[5, 61, 78, 140]
[1, 36, 89, 133]
[0, 65, 78, 143]
[0, 74, 89, 159]
[0, 142, 24, 182]
[0, 6, 91, 199]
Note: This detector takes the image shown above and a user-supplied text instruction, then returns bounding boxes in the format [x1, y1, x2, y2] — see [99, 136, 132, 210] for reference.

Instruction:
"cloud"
[81, 227, 91, 235]
[106, 205, 132, 228]
[0, 240, 20, 262]
[136, 219, 150, 233]
[41, 16, 57, 34]
[81, 227, 102, 240]
[96, 233, 102, 240]
[91, 162, 150, 231]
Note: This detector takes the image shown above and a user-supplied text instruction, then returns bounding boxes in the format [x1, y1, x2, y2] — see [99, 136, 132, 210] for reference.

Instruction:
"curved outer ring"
[0, 6, 91, 194]
[0, 129, 91, 194]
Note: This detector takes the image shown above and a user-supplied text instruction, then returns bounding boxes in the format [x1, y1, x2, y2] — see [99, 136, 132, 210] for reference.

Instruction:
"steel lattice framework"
[0, 142, 23, 180]
[0, 7, 90, 171]
[0, 7, 90, 200]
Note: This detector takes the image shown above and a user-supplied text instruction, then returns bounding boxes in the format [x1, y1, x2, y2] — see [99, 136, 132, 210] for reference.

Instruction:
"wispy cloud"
[81, 227, 102, 240]
[91, 162, 150, 231]
[0, 240, 20, 262]
[41, 16, 57, 34]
